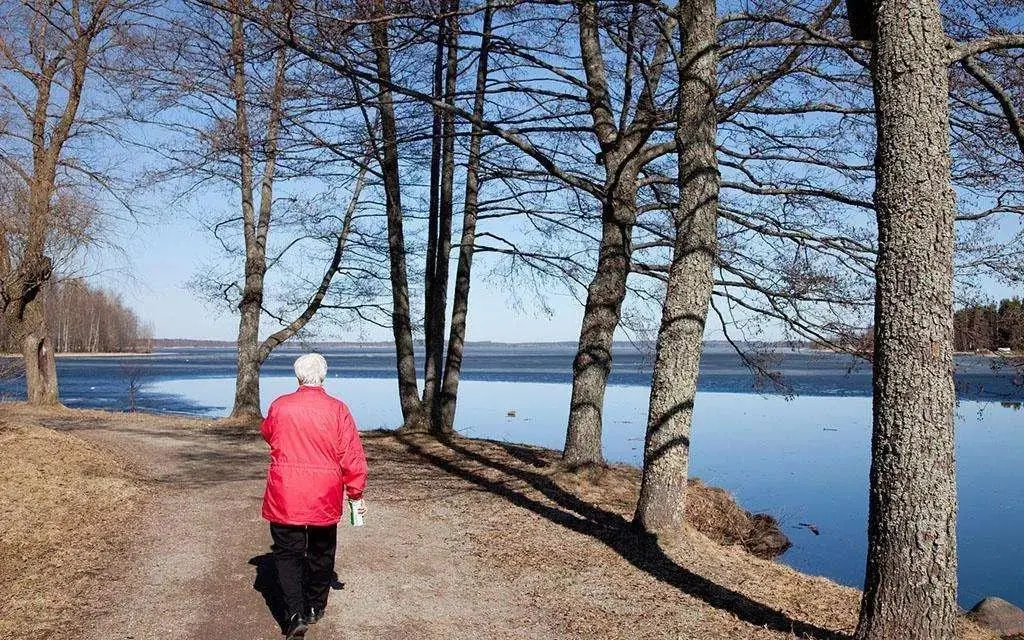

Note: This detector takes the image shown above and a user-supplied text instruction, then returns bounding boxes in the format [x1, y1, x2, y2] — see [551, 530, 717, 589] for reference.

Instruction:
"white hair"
[294, 353, 328, 386]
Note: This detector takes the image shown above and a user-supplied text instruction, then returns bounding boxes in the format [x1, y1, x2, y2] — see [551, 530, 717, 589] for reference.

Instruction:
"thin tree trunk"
[439, 0, 493, 436]
[634, 0, 719, 533]
[422, 1, 446, 410]
[370, 18, 426, 430]
[855, 0, 958, 638]
[426, 0, 461, 434]
[229, 7, 286, 420]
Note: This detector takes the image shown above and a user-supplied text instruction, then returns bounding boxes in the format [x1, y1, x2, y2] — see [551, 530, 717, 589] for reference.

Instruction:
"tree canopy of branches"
[0, 0, 144, 403]
[135, 0, 392, 418]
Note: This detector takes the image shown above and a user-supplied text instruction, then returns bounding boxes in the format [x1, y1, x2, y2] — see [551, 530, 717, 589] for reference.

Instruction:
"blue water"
[1, 344, 1021, 608]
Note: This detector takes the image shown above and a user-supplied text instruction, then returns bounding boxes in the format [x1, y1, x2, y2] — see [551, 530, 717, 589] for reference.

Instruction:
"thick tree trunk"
[439, 0, 492, 436]
[855, 1, 958, 638]
[232, 291, 264, 419]
[563, 180, 636, 467]
[371, 19, 426, 430]
[3, 251, 58, 405]
[562, 0, 670, 467]
[633, 0, 719, 534]
[20, 296, 58, 405]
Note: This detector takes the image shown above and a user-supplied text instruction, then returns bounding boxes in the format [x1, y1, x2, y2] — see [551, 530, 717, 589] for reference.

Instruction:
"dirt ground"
[0, 404, 998, 640]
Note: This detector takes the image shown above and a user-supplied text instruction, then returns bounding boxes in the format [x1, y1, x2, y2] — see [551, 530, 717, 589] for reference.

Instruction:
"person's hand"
[347, 495, 366, 514]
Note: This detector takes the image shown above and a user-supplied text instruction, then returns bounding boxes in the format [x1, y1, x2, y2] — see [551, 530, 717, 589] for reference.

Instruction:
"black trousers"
[269, 523, 338, 618]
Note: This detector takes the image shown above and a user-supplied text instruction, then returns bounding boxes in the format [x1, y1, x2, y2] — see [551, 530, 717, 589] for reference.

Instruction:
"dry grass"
[408, 433, 792, 558]
[0, 411, 145, 639]
[374, 432, 998, 640]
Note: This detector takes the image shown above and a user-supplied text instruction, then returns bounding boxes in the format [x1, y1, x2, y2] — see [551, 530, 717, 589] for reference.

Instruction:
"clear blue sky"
[95, 195, 604, 342]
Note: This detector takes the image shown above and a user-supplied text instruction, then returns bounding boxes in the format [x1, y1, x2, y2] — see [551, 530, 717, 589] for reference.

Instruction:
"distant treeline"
[821, 298, 1024, 355]
[954, 298, 1024, 353]
[1, 278, 152, 353]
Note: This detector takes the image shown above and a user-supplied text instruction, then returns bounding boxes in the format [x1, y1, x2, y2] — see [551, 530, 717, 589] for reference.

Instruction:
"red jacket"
[261, 385, 367, 526]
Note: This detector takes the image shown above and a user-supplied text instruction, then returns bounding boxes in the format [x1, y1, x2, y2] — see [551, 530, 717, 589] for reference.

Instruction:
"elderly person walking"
[261, 353, 367, 638]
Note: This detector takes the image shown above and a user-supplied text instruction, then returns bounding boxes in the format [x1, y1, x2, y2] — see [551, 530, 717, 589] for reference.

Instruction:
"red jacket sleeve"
[339, 407, 367, 500]
[261, 403, 276, 444]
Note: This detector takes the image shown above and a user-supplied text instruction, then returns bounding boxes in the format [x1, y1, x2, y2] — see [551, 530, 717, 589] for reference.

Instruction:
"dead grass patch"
[0, 413, 144, 639]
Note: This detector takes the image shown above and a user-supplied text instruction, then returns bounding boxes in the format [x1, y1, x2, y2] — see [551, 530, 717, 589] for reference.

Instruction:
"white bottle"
[348, 498, 365, 527]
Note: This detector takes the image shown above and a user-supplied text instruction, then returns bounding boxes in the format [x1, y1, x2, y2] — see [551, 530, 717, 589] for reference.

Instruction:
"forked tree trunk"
[634, 0, 719, 533]
[562, 0, 672, 467]
[424, 0, 460, 435]
[426, 0, 460, 434]
[371, 18, 427, 430]
[228, 8, 285, 421]
[422, 2, 446, 413]
[856, 0, 958, 638]
[439, 0, 493, 435]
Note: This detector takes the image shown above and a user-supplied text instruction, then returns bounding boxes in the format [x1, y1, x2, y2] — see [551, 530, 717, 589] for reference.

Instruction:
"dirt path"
[11, 408, 996, 640]
[32, 412, 560, 640]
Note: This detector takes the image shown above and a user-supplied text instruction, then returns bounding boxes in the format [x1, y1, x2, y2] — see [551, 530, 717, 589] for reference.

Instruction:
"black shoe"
[284, 613, 308, 638]
[306, 605, 325, 624]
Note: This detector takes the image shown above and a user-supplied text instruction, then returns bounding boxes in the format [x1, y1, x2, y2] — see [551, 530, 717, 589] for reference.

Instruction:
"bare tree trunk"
[370, 18, 427, 430]
[3, 247, 59, 404]
[14, 294, 58, 405]
[855, 1, 958, 638]
[634, 0, 719, 533]
[564, 184, 636, 467]
[562, 0, 671, 467]
[229, 8, 286, 420]
[439, 0, 493, 436]
[425, 0, 460, 434]
[422, 1, 446, 413]
[228, 4, 262, 419]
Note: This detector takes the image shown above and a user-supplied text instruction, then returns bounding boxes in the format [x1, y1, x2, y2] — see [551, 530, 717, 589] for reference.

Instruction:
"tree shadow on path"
[395, 433, 852, 640]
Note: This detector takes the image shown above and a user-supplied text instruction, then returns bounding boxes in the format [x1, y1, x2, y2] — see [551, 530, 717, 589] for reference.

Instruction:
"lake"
[1, 343, 1021, 608]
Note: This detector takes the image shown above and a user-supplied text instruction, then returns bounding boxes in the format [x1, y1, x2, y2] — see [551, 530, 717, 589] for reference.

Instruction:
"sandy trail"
[38, 413, 558, 640]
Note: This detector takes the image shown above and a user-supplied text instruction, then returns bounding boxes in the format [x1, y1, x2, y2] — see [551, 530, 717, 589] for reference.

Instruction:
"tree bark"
[425, 0, 460, 434]
[422, 1, 446, 412]
[634, 0, 719, 533]
[14, 293, 59, 405]
[229, 8, 286, 420]
[1, 4, 96, 405]
[562, 0, 672, 466]
[370, 17, 427, 430]
[563, 182, 636, 467]
[439, 0, 493, 436]
[855, 0, 958, 638]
